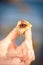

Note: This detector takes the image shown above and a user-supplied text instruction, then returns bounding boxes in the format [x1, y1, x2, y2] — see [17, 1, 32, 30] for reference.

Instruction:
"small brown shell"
[16, 20, 32, 35]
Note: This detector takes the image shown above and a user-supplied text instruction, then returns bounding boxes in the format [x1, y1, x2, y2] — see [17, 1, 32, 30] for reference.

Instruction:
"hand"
[0, 27, 35, 65]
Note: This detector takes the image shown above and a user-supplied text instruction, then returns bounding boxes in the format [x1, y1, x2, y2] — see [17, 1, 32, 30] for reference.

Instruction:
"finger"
[21, 28, 35, 63]
[21, 40, 35, 65]
[24, 28, 33, 49]
[6, 27, 19, 41]
[11, 58, 25, 65]
[25, 28, 32, 41]
[25, 28, 35, 60]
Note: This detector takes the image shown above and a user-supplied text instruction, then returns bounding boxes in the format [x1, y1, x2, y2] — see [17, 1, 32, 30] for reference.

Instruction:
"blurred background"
[0, 0, 43, 65]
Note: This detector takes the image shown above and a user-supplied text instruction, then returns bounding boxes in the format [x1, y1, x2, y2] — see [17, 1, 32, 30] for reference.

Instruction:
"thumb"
[6, 27, 19, 42]
[0, 27, 18, 56]
[1, 27, 19, 48]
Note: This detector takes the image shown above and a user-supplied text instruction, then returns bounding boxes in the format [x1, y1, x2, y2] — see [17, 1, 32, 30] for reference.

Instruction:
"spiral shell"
[16, 20, 32, 35]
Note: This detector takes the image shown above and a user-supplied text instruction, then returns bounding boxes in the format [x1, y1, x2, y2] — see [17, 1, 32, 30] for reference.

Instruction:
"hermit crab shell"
[16, 20, 32, 35]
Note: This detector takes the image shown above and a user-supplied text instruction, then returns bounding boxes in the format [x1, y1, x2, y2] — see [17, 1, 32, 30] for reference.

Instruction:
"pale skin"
[0, 27, 35, 65]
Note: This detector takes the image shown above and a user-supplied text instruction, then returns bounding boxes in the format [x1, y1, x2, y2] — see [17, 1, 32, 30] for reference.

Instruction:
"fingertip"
[25, 28, 32, 40]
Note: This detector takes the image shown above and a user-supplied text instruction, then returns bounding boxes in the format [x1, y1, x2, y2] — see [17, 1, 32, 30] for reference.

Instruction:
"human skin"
[0, 27, 35, 65]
